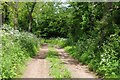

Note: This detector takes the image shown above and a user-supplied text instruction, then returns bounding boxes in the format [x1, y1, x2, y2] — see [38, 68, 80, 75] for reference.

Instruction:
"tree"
[26, 2, 36, 32]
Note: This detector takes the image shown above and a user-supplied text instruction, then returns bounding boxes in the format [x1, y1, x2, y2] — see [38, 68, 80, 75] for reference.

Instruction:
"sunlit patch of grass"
[42, 38, 67, 48]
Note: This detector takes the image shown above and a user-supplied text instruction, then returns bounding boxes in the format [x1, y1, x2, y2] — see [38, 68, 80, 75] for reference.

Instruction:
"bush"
[97, 34, 120, 78]
[1, 25, 40, 78]
[64, 32, 120, 78]
[64, 46, 77, 58]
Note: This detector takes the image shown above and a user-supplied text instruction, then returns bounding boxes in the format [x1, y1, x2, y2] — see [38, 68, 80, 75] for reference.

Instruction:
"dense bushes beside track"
[64, 34, 120, 78]
[45, 37, 120, 78]
[1, 25, 40, 78]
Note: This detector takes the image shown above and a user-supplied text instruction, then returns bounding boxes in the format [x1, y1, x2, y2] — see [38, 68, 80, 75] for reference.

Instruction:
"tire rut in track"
[55, 47, 97, 78]
[22, 44, 97, 78]
[22, 44, 51, 78]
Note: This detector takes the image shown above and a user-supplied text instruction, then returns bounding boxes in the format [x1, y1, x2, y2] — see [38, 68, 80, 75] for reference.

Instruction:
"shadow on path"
[33, 43, 48, 59]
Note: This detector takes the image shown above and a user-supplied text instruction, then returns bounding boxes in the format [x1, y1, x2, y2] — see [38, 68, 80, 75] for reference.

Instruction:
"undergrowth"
[45, 37, 120, 78]
[64, 37, 120, 78]
[1, 25, 40, 78]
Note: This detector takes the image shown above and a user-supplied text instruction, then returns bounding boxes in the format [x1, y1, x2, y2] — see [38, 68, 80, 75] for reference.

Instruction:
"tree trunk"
[14, 2, 18, 30]
[27, 2, 36, 32]
[1, 2, 9, 24]
[0, 2, 2, 26]
[98, 3, 113, 48]
[28, 13, 33, 32]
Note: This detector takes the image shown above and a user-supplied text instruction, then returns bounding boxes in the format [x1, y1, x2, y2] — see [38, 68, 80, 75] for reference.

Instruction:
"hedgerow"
[1, 25, 40, 78]
[64, 32, 120, 78]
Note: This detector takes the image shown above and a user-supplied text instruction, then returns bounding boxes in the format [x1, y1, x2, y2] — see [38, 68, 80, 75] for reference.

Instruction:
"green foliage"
[64, 30, 120, 78]
[47, 48, 71, 78]
[19, 32, 40, 57]
[64, 46, 77, 58]
[47, 48, 58, 58]
[1, 2, 69, 37]
[1, 25, 40, 78]
[1, 2, 120, 78]
[44, 38, 67, 48]
[88, 59, 96, 71]
[80, 52, 90, 64]
[63, 2, 120, 78]
[97, 33, 120, 78]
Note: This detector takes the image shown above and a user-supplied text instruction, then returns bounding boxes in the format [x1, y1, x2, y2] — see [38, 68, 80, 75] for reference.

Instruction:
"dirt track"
[22, 44, 51, 78]
[22, 44, 97, 78]
[55, 47, 97, 78]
